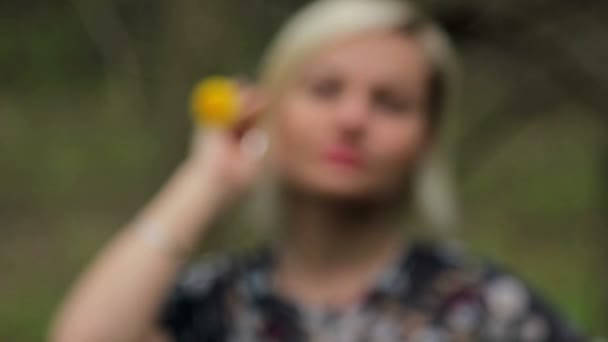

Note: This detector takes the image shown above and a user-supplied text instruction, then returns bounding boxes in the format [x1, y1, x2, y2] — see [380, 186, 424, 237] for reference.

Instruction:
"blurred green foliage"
[0, 0, 606, 340]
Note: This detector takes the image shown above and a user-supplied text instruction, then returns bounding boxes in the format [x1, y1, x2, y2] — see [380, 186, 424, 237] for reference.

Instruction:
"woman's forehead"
[298, 30, 430, 83]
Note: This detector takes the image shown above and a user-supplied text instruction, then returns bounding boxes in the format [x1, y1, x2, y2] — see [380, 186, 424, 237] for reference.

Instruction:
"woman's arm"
[49, 87, 266, 342]
[49, 160, 218, 342]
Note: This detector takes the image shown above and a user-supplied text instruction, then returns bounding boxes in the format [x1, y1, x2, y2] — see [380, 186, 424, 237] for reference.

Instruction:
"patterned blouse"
[158, 240, 586, 341]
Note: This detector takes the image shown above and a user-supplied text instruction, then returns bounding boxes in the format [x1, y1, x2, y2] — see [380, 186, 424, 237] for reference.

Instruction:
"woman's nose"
[332, 92, 371, 133]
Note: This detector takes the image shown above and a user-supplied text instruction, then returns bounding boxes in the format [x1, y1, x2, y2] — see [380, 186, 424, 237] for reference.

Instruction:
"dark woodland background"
[0, 0, 606, 340]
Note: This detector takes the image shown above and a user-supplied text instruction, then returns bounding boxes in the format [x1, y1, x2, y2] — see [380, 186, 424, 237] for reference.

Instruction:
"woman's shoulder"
[171, 252, 236, 296]
[172, 247, 271, 295]
[408, 239, 586, 341]
[157, 251, 249, 340]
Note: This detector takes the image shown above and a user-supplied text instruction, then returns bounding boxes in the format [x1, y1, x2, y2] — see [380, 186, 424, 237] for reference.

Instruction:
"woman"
[51, 0, 585, 341]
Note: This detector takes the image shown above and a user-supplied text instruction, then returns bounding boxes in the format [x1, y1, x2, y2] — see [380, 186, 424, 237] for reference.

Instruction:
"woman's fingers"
[229, 82, 270, 161]
[190, 78, 270, 164]
[231, 83, 267, 140]
[240, 128, 269, 161]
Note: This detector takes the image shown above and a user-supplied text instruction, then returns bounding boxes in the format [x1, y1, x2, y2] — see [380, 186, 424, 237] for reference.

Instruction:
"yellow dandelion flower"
[190, 76, 240, 128]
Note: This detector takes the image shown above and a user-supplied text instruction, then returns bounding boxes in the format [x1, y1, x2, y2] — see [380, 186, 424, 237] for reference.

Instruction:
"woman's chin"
[279, 169, 388, 201]
[303, 177, 380, 202]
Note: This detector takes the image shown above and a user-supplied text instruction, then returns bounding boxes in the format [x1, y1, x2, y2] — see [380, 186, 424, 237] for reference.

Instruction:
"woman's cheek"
[280, 100, 314, 149]
[275, 96, 323, 173]
[371, 118, 427, 178]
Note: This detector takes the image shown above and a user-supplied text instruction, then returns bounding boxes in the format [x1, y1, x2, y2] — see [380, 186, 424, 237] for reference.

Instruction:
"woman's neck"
[273, 189, 406, 309]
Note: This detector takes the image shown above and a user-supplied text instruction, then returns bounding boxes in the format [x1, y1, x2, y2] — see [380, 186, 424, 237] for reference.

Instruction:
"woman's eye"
[309, 79, 342, 99]
[373, 90, 413, 114]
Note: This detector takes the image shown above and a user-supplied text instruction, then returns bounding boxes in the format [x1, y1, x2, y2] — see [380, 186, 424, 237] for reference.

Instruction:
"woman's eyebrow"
[299, 63, 342, 80]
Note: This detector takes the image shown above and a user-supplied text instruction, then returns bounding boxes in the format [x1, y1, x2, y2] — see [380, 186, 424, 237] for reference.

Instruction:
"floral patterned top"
[158, 240, 585, 341]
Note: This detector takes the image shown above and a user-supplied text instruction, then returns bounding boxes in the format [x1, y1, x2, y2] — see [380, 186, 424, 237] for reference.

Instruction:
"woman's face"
[272, 30, 434, 201]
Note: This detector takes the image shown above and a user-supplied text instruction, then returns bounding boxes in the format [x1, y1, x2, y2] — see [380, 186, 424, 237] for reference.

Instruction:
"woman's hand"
[184, 84, 268, 211]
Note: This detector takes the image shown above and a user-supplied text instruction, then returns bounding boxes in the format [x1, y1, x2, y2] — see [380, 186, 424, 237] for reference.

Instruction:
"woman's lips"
[323, 145, 364, 169]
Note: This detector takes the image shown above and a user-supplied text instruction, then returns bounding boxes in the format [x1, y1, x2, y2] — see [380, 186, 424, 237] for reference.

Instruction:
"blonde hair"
[245, 0, 460, 241]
